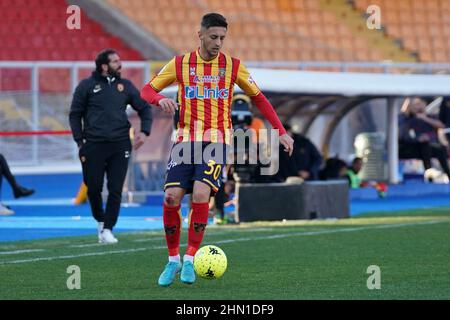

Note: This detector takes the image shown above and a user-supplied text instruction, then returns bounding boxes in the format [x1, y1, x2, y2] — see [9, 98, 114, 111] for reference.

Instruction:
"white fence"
[1, 60, 450, 188]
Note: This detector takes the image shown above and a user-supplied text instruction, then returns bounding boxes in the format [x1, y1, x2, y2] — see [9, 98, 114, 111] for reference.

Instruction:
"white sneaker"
[97, 222, 104, 242]
[0, 204, 14, 216]
[99, 229, 118, 244]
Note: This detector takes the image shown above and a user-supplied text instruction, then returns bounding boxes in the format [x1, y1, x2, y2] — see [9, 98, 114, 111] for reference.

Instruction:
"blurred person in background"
[274, 123, 322, 182]
[346, 157, 387, 197]
[399, 97, 450, 181]
[438, 96, 450, 148]
[319, 156, 348, 181]
[0, 153, 35, 215]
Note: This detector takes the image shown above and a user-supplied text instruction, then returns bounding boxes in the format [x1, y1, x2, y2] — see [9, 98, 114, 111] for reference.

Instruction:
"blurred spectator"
[399, 97, 450, 181]
[438, 96, 450, 147]
[346, 157, 363, 189]
[346, 157, 387, 197]
[212, 166, 231, 223]
[0, 154, 35, 215]
[274, 123, 323, 182]
[213, 178, 236, 225]
[319, 156, 348, 180]
[248, 114, 266, 143]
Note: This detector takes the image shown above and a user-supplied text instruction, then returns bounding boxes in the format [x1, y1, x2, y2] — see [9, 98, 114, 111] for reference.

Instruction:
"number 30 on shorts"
[204, 160, 222, 180]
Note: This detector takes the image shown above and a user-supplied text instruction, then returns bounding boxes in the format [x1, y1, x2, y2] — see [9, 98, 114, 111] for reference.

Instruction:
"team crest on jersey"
[190, 67, 196, 76]
[219, 68, 226, 77]
[117, 83, 124, 92]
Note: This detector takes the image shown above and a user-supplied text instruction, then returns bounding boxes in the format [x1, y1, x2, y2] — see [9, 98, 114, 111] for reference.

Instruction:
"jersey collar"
[196, 48, 219, 64]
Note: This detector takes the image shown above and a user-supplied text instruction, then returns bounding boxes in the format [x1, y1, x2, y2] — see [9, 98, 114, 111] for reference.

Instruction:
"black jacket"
[69, 71, 152, 145]
[439, 98, 450, 128]
[274, 133, 323, 181]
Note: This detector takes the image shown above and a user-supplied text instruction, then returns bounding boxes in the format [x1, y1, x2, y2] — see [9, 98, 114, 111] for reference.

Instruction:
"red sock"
[186, 202, 209, 256]
[163, 202, 182, 256]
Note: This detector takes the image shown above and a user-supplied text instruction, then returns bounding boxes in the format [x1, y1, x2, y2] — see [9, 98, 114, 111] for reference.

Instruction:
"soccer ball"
[194, 245, 227, 279]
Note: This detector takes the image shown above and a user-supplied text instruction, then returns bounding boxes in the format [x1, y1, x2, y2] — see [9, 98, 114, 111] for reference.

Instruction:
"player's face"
[107, 53, 122, 76]
[199, 27, 227, 58]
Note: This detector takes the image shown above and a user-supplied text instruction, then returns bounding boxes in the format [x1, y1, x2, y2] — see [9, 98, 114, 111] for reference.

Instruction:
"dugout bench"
[236, 180, 349, 222]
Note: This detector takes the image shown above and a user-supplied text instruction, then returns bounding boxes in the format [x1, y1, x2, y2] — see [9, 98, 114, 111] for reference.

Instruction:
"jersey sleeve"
[149, 58, 177, 92]
[235, 63, 261, 97]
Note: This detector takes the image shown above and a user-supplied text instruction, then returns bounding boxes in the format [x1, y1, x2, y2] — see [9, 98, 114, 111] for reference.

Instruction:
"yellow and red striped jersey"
[149, 50, 260, 144]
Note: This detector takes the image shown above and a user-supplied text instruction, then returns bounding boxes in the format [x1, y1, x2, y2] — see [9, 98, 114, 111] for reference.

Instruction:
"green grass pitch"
[1, 208, 449, 300]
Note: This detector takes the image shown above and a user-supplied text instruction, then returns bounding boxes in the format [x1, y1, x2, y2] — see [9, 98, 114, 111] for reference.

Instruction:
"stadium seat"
[432, 50, 448, 63]
[384, 11, 399, 24]
[429, 24, 443, 37]
[402, 36, 418, 51]
[419, 50, 433, 62]
[412, 11, 426, 24]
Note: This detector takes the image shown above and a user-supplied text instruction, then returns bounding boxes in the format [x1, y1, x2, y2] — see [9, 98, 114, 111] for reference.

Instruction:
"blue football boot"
[158, 261, 182, 287]
[180, 260, 196, 284]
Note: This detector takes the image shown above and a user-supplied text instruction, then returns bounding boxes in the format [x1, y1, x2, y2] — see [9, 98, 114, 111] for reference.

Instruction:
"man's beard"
[107, 66, 121, 78]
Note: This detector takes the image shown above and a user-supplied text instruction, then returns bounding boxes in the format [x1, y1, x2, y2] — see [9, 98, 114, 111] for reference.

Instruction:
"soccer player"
[141, 13, 294, 286]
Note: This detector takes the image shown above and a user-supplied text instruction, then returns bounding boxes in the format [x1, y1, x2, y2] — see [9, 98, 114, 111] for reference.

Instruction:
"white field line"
[0, 249, 45, 255]
[68, 243, 105, 248]
[132, 238, 166, 243]
[130, 228, 276, 243]
[0, 220, 447, 266]
[131, 230, 246, 242]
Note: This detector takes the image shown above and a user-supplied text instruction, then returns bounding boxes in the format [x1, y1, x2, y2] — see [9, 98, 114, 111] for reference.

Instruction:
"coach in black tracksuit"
[69, 49, 152, 243]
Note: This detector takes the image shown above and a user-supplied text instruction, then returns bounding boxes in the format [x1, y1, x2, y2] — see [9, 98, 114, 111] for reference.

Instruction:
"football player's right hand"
[280, 133, 294, 156]
[159, 98, 178, 114]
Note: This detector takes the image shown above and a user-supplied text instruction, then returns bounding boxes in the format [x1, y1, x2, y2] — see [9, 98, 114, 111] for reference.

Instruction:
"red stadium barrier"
[0, 130, 72, 136]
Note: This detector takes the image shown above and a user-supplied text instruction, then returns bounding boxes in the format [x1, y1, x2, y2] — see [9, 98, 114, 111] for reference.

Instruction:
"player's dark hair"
[95, 49, 117, 73]
[201, 13, 228, 29]
[352, 157, 363, 165]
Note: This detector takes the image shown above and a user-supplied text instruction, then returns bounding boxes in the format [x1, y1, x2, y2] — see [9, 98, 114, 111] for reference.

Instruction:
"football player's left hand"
[280, 133, 294, 156]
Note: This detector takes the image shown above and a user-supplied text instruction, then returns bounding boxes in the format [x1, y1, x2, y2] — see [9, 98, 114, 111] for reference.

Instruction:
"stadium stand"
[0, 0, 142, 61]
[0, 0, 144, 93]
[352, 0, 450, 62]
[107, 0, 416, 63]
[1, 0, 448, 68]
